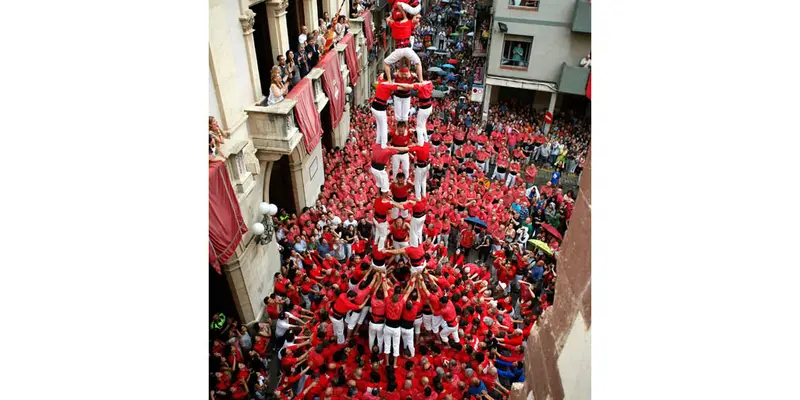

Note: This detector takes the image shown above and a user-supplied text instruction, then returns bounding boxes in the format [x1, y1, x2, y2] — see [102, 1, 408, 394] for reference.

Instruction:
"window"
[508, 0, 539, 9]
[501, 36, 533, 69]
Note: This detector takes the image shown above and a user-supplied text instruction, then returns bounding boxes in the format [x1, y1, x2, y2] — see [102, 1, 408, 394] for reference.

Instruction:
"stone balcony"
[244, 69, 329, 155]
[557, 62, 590, 96]
[572, 0, 591, 33]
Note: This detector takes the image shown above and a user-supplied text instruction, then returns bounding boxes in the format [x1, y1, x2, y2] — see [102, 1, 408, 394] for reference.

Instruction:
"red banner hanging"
[362, 11, 374, 50]
[209, 161, 247, 273]
[319, 51, 346, 128]
[342, 33, 360, 85]
[586, 72, 591, 99]
[286, 79, 322, 153]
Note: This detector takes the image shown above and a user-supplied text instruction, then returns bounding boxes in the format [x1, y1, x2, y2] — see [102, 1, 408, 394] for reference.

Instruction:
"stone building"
[208, 0, 382, 323]
[481, 0, 591, 129]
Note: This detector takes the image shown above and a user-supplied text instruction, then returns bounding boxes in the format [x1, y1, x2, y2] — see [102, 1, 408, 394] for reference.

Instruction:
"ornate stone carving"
[239, 9, 256, 34]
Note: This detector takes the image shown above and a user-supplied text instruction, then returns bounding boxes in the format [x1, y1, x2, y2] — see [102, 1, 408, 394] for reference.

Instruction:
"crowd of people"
[210, 1, 590, 399]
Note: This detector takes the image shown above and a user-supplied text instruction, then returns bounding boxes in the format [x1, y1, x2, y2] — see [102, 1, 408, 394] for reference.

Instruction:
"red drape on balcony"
[342, 33, 360, 86]
[209, 160, 247, 273]
[362, 11, 374, 50]
[586, 72, 591, 99]
[319, 51, 346, 128]
[286, 78, 322, 153]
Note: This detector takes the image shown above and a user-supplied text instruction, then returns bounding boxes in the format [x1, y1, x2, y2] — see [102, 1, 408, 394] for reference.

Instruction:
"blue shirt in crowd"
[550, 170, 561, 185]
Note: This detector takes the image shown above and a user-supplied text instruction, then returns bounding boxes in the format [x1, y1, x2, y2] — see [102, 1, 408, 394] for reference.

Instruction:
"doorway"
[269, 155, 297, 214]
[251, 2, 275, 98]
[209, 265, 240, 323]
[320, 105, 334, 150]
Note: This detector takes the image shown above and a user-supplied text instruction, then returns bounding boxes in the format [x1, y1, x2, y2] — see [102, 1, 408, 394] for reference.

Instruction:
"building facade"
[209, 0, 378, 323]
[482, 0, 591, 129]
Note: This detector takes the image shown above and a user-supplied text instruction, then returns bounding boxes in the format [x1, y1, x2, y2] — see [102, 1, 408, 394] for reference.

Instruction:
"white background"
[0, 0, 798, 398]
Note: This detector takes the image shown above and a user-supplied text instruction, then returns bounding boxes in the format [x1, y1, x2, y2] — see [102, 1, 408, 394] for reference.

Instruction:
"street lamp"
[252, 202, 278, 245]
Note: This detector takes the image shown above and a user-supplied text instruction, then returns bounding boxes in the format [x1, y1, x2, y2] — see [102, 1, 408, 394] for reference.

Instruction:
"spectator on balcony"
[286, 51, 301, 89]
[268, 66, 288, 106]
[511, 43, 525, 67]
[580, 53, 591, 69]
[295, 44, 311, 78]
[277, 55, 291, 86]
[299, 25, 308, 47]
[306, 37, 320, 69]
[335, 15, 348, 43]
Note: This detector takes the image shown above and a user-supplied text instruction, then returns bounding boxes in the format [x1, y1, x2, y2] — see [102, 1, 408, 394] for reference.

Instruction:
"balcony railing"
[557, 62, 590, 95]
[572, 0, 591, 33]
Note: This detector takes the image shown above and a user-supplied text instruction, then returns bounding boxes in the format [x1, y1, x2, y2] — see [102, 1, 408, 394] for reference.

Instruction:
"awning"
[342, 32, 360, 86]
[319, 51, 346, 128]
[209, 160, 247, 273]
[286, 79, 322, 153]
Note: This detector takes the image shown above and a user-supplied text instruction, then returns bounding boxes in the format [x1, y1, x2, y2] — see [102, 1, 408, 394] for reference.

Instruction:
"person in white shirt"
[580, 53, 591, 69]
[317, 214, 329, 231]
[343, 214, 358, 229]
[328, 212, 342, 230]
[275, 312, 300, 339]
[298, 25, 308, 47]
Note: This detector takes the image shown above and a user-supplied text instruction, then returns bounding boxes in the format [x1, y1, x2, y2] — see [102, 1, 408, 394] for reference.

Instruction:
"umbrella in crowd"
[442, 63, 456, 69]
[427, 46, 437, 51]
[447, 73, 457, 81]
[467, 32, 474, 36]
[464, 216, 488, 229]
[428, 66, 444, 73]
[436, 70, 449, 76]
[449, 32, 460, 37]
[447, 58, 459, 64]
[541, 223, 563, 241]
[528, 239, 554, 256]
[458, 26, 470, 31]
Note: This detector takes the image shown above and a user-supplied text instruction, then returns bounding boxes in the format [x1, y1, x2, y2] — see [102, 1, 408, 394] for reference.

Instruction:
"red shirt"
[390, 224, 409, 241]
[385, 297, 404, 321]
[375, 81, 398, 101]
[374, 197, 393, 220]
[408, 142, 432, 163]
[440, 300, 457, 323]
[332, 293, 359, 316]
[391, 130, 412, 147]
[404, 245, 425, 266]
[401, 302, 421, 321]
[414, 81, 434, 99]
[390, 181, 413, 200]
[372, 144, 399, 165]
[388, 18, 415, 40]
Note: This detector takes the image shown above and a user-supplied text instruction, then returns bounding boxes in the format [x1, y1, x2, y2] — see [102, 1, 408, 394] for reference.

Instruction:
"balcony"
[557, 63, 590, 96]
[572, 0, 591, 33]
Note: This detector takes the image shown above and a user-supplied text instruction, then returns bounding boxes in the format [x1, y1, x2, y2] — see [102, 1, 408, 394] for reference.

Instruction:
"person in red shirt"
[399, 291, 422, 358]
[390, 120, 413, 180]
[369, 282, 388, 353]
[383, 7, 423, 82]
[505, 160, 521, 188]
[389, 217, 410, 249]
[374, 191, 401, 251]
[331, 290, 369, 345]
[404, 196, 427, 246]
[408, 141, 432, 198]
[412, 80, 434, 144]
[371, 142, 409, 195]
[392, 67, 417, 123]
[384, 281, 415, 367]
[373, 74, 413, 147]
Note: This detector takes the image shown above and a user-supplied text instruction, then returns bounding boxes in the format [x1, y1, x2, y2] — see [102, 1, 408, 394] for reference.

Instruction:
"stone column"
[265, 0, 291, 65]
[481, 84, 492, 122]
[223, 259, 256, 323]
[303, 0, 319, 30]
[238, 9, 263, 102]
[348, 16, 369, 106]
[333, 43, 352, 146]
[544, 91, 558, 134]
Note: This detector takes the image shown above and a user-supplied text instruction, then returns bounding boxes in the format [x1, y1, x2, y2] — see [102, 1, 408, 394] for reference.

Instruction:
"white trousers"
[391, 206, 409, 220]
[384, 47, 422, 68]
[409, 215, 426, 247]
[401, 327, 415, 357]
[439, 322, 460, 343]
[391, 153, 410, 180]
[422, 314, 434, 331]
[492, 169, 506, 181]
[399, 3, 422, 15]
[414, 317, 423, 335]
[416, 107, 432, 145]
[374, 219, 389, 250]
[477, 161, 488, 173]
[393, 240, 409, 250]
[505, 173, 517, 188]
[431, 315, 443, 333]
[371, 107, 388, 147]
[369, 321, 385, 351]
[393, 95, 411, 122]
[383, 325, 401, 356]
[371, 167, 390, 193]
[413, 165, 428, 198]
[330, 315, 346, 344]
[346, 307, 368, 330]
[410, 265, 425, 275]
